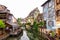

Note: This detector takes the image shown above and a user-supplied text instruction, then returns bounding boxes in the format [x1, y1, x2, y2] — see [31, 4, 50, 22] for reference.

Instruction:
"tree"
[39, 21, 44, 32]
[25, 22, 31, 30]
[17, 18, 22, 26]
[26, 20, 47, 40]
[32, 20, 38, 32]
[27, 20, 38, 40]
[0, 20, 6, 35]
[27, 20, 44, 40]
[39, 21, 44, 27]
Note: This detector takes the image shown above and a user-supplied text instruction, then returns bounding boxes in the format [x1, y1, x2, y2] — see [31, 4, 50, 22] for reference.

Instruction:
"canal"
[6, 33, 23, 40]
[6, 30, 30, 40]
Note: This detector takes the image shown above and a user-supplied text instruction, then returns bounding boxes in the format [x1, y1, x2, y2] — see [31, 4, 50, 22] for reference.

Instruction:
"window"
[48, 8, 51, 12]
[43, 3, 48, 20]
[0, 13, 6, 19]
[48, 8, 55, 19]
[43, 3, 48, 12]
[44, 6, 48, 12]
[8, 16, 12, 23]
[49, 1, 52, 7]
[52, 5, 54, 8]
[48, 8, 54, 16]
[48, 13, 54, 18]
[56, 10, 60, 16]
[48, 20, 54, 27]
[49, 0, 54, 8]
[56, 0, 60, 5]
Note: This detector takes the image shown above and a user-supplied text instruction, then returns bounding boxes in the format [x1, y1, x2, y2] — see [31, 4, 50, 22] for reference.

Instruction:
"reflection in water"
[20, 30, 29, 40]
[7, 35, 21, 40]
[7, 37, 18, 40]
[6, 30, 29, 40]
[6, 32, 22, 40]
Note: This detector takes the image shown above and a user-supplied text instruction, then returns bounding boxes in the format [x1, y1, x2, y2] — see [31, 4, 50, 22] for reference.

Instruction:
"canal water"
[6, 30, 30, 40]
[6, 33, 22, 40]
[20, 30, 30, 40]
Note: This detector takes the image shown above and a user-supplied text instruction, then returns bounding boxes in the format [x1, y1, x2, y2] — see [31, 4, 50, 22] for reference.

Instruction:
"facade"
[42, 0, 60, 35]
[55, 0, 60, 35]
[55, 0, 60, 28]
[20, 18, 27, 24]
[42, 0, 55, 31]
[42, 0, 60, 30]
[0, 5, 19, 33]
[26, 7, 40, 25]
[37, 13, 43, 22]
[27, 7, 40, 20]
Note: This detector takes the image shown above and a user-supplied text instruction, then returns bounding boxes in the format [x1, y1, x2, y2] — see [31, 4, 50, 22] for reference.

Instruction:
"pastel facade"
[42, 0, 56, 31]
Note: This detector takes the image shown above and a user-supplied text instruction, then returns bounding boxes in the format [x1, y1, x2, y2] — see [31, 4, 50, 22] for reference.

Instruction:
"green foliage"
[22, 23, 25, 27]
[17, 18, 22, 26]
[50, 31, 55, 37]
[39, 21, 44, 27]
[26, 20, 46, 40]
[33, 21, 38, 32]
[0, 20, 6, 28]
[27, 20, 40, 40]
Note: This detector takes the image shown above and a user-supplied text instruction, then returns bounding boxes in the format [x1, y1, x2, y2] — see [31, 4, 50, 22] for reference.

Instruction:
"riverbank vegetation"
[17, 18, 48, 40]
[26, 20, 48, 40]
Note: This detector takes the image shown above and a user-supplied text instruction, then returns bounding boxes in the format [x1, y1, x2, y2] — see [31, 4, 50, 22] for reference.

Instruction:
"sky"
[0, 0, 47, 18]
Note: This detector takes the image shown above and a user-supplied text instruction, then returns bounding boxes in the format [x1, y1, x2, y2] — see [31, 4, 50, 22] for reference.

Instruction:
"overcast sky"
[0, 0, 47, 18]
